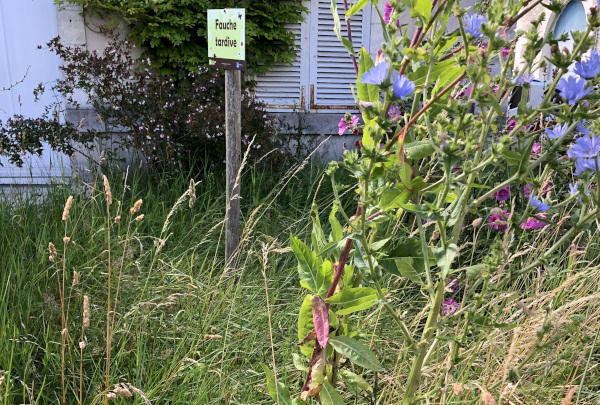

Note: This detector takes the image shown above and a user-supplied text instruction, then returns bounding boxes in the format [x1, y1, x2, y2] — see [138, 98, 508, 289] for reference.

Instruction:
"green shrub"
[59, 0, 308, 75]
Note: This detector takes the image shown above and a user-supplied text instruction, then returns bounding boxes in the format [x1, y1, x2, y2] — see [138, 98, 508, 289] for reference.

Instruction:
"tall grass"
[1, 159, 599, 404]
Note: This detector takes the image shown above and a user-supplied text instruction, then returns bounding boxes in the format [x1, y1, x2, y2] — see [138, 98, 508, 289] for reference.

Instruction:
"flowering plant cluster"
[266, 0, 600, 403]
[39, 31, 281, 170]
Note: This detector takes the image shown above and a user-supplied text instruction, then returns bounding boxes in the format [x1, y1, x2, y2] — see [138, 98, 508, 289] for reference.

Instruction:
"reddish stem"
[342, 0, 359, 77]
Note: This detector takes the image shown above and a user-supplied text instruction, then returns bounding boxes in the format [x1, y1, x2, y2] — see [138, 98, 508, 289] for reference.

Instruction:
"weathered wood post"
[207, 8, 246, 265]
[225, 69, 241, 262]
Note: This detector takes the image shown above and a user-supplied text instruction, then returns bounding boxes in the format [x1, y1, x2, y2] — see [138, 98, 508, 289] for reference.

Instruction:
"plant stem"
[403, 280, 444, 404]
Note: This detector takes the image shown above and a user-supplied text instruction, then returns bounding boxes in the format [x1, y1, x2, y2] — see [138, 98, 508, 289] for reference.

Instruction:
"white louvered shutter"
[308, 0, 371, 109]
[252, 22, 309, 111]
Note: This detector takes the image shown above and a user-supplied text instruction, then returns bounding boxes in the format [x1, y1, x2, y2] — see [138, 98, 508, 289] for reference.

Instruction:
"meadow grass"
[0, 160, 599, 404]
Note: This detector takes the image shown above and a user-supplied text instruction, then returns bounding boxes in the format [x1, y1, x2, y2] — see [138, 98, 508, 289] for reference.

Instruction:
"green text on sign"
[207, 8, 245, 70]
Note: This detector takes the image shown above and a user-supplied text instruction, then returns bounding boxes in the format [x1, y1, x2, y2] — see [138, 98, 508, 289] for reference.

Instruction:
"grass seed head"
[103, 175, 112, 206]
[62, 195, 73, 221]
[48, 242, 57, 262]
[134, 214, 144, 221]
[130, 199, 143, 215]
[83, 295, 90, 328]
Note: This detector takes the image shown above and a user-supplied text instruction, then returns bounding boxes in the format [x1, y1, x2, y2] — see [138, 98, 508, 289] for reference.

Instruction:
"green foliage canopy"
[61, 0, 307, 74]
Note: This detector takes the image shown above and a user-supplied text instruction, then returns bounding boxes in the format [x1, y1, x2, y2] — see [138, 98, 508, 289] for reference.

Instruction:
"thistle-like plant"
[265, 0, 600, 403]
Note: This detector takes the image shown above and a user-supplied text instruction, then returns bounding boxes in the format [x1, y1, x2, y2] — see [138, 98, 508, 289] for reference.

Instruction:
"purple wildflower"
[463, 14, 487, 38]
[502, 47, 511, 58]
[447, 278, 460, 293]
[506, 119, 517, 132]
[521, 214, 547, 230]
[490, 209, 510, 232]
[573, 50, 600, 79]
[524, 183, 533, 197]
[388, 105, 401, 119]
[491, 185, 510, 201]
[556, 76, 590, 105]
[360, 61, 389, 85]
[393, 75, 416, 98]
[442, 298, 460, 315]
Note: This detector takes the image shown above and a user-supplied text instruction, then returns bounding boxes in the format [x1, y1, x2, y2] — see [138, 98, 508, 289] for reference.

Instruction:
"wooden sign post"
[207, 8, 245, 264]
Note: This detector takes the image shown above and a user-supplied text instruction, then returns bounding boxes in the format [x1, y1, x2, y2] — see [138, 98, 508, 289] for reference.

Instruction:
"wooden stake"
[225, 69, 241, 265]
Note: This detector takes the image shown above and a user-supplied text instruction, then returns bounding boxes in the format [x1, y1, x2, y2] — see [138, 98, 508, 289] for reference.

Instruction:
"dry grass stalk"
[561, 385, 578, 405]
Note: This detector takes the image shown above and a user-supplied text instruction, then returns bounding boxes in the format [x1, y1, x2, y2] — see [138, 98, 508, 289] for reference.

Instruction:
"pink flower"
[338, 114, 359, 135]
[383, 2, 399, 26]
[531, 142, 542, 158]
[490, 209, 510, 232]
[520, 213, 547, 230]
[502, 46, 511, 58]
[442, 298, 459, 315]
[506, 119, 517, 132]
[384, 2, 392, 23]
[491, 185, 510, 201]
[524, 183, 533, 197]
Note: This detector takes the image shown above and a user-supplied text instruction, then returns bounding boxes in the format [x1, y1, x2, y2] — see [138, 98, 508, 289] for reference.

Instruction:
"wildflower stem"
[403, 280, 444, 404]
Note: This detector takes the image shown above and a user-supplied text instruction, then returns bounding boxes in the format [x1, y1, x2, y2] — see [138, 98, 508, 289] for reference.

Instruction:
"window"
[252, 0, 371, 112]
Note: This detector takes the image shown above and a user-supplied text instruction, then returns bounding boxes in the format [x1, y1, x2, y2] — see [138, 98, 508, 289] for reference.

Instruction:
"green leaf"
[291, 235, 331, 294]
[399, 162, 412, 189]
[396, 258, 424, 284]
[262, 364, 294, 405]
[407, 57, 457, 86]
[357, 47, 374, 102]
[379, 187, 410, 211]
[316, 260, 334, 296]
[339, 369, 373, 395]
[431, 65, 466, 98]
[292, 353, 308, 371]
[329, 208, 343, 242]
[325, 287, 378, 306]
[502, 149, 521, 166]
[370, 237, 391, 251]
[298, 294, 314, 357]
[518, 139, 535, 176]
[329, 336, 384, 371]
[336, 299, 379, 315]
[465, 263, 486, 279]
[346, 0, 370, 17]
[432, 244, 457, 278]
[311, 209, 327, 252]
[331, 0, 355, 55]
[412, 0, 432, 20]
[404, 140, 436, 160]
[320, 381, 345, 405]
[362, 118, 377, 148]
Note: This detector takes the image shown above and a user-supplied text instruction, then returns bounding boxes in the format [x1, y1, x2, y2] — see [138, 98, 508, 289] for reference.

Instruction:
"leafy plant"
[40, 31, 282, 171]
[57, 0, 308, 75]
[267, 0, 600, 403]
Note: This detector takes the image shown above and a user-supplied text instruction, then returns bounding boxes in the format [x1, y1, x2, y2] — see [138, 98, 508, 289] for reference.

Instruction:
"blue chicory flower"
[516, 74, 534, 84]
[569, 182, 580, 196]
[360, 61, 389, 85]
[573, 50, 600, 79]
[556, 76, 590, 105]
[568, 135, 600, 175]
[393, 75, 415, 98]
[463, 14, 487, 38]
[546, 123, 568, 139]
[529, 195, 550, 213]
[577, 121, 591, 135]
